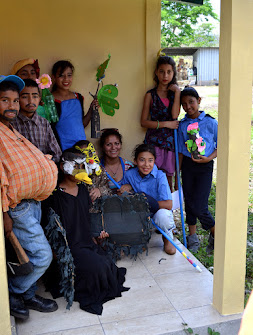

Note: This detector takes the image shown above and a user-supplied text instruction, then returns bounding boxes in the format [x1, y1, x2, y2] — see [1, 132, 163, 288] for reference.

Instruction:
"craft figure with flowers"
[89, 54, 119, 138]
[185, 122, 206, 159]
[36, 74, 59, 123]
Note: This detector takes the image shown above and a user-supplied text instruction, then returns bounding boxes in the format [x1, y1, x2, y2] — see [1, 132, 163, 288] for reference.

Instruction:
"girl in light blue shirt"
[119, 144, 176, 255]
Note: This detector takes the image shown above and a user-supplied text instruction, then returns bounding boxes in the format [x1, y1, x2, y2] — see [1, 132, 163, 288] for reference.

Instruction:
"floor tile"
[179, 304, 242, 328]
[139, 241, 204, 276]
[41, 324, 104, 335]
[99, 276, 175, 324]
[155, 270, 213, 310]
[102, 311, 185, 335]
[116, 256, 150, 279]
[16, 298, 100, 335]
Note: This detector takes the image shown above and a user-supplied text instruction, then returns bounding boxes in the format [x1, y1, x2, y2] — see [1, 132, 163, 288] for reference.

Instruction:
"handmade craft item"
[90, 55, 119, 138]
[75, 143, 102, 176]
[90, 193, 152, 261]
[185, 122, 206, 159]
[36, 74, 59, 123]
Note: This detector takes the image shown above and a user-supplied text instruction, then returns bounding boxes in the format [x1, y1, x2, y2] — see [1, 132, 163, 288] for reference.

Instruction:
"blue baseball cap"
[0, 75, 25, 92]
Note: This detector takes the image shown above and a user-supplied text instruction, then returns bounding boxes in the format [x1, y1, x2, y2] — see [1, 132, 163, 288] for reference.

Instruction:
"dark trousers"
[181, 156, 215, 230]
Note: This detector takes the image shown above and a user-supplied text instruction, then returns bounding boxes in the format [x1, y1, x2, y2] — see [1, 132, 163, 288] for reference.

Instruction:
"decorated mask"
[75, 143, 102, 176]
[62, 152, 92, 185]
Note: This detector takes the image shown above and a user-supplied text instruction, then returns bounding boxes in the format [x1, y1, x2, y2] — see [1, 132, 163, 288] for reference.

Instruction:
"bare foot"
[162, 236, 176, 255]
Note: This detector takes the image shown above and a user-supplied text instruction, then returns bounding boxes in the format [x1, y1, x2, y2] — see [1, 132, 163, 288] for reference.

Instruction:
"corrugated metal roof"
[163, 47, 219, 56]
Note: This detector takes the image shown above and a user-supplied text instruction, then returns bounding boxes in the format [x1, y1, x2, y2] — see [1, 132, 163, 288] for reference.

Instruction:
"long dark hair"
[99, 129, 122, 154]
[153, 56, 177, 87]
[51, 60, 75, 92]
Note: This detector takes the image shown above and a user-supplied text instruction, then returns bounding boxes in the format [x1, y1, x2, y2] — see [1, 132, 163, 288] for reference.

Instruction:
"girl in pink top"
[141, 56, 181, 191]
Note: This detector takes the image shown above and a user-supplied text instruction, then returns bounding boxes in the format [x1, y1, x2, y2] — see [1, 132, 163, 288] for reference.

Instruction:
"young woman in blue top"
[119, 144, 176, 255]
[178, 87, 218, 253]
[51, 60, 98, 151]
[141, 56, 181, 191]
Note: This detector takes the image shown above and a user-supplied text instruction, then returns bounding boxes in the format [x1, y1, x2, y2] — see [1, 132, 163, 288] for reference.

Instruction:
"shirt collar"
[181, 110, 206, 122]
[17, 111, 39, 125]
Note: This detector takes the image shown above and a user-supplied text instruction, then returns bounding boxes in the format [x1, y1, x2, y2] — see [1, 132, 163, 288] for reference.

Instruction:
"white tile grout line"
[99, 310, 185, 327]
[35, 322, 103, 335]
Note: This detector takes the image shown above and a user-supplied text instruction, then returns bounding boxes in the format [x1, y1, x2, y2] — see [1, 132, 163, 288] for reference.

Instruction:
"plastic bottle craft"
[185, 122, 206, 159]
[90, 54, 119, 138]
[36, 74, 59, 123]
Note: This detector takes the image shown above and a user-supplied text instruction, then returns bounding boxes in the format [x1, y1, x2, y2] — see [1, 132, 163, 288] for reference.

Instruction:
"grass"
[175, 103, 253, 305]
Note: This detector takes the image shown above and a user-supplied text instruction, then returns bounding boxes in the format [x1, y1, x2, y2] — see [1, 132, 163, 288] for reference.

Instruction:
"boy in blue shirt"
[178, 87, 217, 253]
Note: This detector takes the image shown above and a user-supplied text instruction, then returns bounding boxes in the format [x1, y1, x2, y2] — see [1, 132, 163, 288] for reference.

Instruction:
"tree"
[183, 23, 219, 47]
[161, 0, 219, 47]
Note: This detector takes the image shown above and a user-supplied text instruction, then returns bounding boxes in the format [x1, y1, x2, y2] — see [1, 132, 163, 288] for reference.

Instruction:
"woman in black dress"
[42, 149, 129, 315]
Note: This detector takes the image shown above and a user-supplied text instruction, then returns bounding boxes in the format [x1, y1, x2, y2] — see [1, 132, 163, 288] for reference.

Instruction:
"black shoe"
[24, 295, 58, 313]
[9, 293, 29, 320]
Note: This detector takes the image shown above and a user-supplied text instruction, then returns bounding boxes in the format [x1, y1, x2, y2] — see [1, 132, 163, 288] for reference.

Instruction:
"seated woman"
[42, 149, 129, 315]
[99, 129, 134, 192]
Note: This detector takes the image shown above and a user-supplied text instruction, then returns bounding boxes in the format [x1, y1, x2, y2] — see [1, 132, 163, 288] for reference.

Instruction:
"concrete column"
[0, 204, 11, 334]
[213, 0, 253, 314]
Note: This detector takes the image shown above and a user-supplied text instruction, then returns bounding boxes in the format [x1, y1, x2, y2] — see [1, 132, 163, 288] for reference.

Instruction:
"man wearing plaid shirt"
[11, 79, 61, 163]
[0, 75, 59, 320]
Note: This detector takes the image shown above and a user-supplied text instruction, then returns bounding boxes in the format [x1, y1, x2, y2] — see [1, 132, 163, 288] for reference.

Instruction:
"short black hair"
[22, 78, 40, 93]
[133, 143, 156, 161]
[0, 81, 19, 94]
[180, 86, 200, 103]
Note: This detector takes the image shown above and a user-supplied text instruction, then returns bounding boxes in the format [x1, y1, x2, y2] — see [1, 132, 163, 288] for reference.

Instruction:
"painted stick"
[174, 128, 187, 247]
[152, 219, 202, 272]
[105, 171, 201, 272]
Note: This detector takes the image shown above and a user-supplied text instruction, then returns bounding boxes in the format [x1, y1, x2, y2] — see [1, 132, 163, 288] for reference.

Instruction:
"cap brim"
[0, 75, 25, 92]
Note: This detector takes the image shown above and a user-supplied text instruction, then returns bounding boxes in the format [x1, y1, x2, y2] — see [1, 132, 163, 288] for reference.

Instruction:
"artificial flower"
[36, 74, 52, 89]
[187, 122, 199, 132]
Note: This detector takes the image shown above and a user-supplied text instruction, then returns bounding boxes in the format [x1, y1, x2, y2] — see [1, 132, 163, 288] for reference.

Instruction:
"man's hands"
[3, 212, 13, 238]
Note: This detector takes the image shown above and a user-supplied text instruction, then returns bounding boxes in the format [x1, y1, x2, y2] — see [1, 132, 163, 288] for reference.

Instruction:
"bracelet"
[156, 121, 159, 129]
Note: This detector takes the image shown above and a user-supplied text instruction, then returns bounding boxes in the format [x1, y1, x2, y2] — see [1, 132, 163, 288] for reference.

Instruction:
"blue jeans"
[8, 200, 52, 299]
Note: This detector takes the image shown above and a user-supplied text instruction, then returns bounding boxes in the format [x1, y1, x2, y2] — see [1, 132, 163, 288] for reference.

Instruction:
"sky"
[209, 0, 220, 34]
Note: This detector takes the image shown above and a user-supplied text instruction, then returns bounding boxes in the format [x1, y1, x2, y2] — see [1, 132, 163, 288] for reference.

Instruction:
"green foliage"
[183, 323, 220, 335]
[161, 0, 219, 47]
[183, 23, 219, 47]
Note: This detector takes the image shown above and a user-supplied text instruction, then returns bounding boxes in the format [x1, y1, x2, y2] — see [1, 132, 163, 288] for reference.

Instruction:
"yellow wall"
[0, 1, 161, 331]
[1, 0, 160, 159]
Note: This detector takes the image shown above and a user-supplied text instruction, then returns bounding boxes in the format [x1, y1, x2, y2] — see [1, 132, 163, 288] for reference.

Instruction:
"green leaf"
[208, 327, 212, 335]
[96, 54, 111, 81]
[186, 328, 193, 334]
[192, 142, 197, 151]
[97, 84, 119, 117]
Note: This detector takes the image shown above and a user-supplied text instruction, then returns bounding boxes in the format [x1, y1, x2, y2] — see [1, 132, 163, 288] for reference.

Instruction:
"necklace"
[106, 162, 121, 177]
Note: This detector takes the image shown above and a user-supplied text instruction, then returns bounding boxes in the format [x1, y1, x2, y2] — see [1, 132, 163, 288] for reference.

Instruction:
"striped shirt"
[0, 123, 58, 212]
[11, 112, 62, 163]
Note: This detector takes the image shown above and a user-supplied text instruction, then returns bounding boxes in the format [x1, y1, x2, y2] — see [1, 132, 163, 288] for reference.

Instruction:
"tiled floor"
[16, 234, 241, 335]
